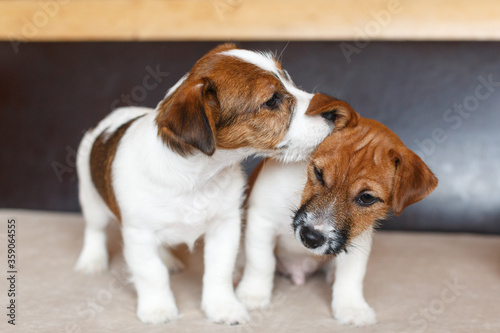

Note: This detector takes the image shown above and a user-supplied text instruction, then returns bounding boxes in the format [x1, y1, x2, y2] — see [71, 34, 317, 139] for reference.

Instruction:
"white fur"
[332, 230, 376, 326]
[75, 50, 334, 326]
[275, 85, 330, 163]
[237, 159, 376, 325]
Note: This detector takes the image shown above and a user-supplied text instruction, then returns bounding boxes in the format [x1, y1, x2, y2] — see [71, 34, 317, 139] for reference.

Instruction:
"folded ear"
[391, 148, 438, 215]
[156, 78, 219, 156]
[305, 93, 359, 130]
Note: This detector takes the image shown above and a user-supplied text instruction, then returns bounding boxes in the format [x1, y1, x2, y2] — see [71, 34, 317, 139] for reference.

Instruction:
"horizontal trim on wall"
[2, 0, 500, 41]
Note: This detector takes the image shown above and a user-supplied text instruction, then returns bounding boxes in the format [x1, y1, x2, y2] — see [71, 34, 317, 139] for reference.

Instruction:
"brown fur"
[305, 94, 359, 131]
[90, 116, 143, 220]
[156, 78, 218, 156]
[300, 117, 438, 240]
[156, 44, 295, 156]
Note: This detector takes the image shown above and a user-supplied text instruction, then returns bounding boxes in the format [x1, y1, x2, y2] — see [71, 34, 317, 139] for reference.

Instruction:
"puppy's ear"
[390, 148, 438, 215]
[305, 93, 359, 130]
[156, 78, 219, 156]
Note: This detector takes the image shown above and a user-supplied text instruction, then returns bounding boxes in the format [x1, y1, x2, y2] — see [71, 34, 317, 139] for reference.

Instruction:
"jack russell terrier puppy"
[74, 44, 343, 325]
[237, 96, 438, 326]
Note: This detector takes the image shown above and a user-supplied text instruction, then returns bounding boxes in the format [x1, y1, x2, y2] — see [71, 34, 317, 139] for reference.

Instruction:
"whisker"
[278, 41, 290, 62]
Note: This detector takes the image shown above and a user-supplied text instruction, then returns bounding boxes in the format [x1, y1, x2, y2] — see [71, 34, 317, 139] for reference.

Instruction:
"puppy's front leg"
[236, 209, 277, 310]
[332, 228, 376, 326]
[202, 214, 249, 325]
[122, 227, 179, 324]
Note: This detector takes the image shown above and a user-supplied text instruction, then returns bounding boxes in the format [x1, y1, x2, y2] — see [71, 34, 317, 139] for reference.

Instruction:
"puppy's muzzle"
[299, 226, 326, 249]
[293, 205, 348, 255]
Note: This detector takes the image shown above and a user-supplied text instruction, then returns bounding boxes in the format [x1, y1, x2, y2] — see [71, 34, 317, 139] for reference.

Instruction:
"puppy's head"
[156, 44, 348, 160]
[293, 117, 438, 255]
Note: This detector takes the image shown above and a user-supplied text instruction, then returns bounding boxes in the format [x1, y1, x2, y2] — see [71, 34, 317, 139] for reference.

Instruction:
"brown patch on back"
[90, 116, 143, 220]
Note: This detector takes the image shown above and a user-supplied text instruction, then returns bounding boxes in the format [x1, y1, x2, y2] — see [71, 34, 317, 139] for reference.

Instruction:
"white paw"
[333, 304, 377, 326]
[203, 297, 249, 325]
[74, 250, 108, 275]
[236, 284, 271, 310]
[137, 302, 179, 324]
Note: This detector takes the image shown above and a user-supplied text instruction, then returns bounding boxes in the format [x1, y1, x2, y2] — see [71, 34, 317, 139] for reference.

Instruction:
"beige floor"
[1, 209, 499, 333]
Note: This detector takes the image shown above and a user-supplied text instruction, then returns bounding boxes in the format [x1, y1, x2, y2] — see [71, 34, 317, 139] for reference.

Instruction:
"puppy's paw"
[137, 301, 179, 324]
[333, 304, 376, 326]
[74, 250, 108, 275]
[203, 297, 249, 325]
[236, 285, 271, 310]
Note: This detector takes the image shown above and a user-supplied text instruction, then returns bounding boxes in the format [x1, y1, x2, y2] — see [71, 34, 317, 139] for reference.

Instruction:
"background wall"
[1, 41, 499, 233]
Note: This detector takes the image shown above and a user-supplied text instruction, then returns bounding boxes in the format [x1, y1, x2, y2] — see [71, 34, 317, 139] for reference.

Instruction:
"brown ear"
[391, 148, 438, 215]
[305, 93, 359, 130]
[156, 78, 218, 156]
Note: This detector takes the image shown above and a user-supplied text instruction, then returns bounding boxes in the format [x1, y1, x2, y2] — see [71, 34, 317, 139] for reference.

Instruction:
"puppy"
[74, 44, 341, 325]
[237, 98, 438, 326]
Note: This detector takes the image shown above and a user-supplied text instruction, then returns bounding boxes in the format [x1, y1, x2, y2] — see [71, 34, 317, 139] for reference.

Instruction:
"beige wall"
[2, 0, 500, 41]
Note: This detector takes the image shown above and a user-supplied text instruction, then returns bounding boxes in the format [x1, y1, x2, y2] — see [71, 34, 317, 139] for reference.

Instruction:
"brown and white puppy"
[237, 98, 438, 326]
[74, 44, 340, 325]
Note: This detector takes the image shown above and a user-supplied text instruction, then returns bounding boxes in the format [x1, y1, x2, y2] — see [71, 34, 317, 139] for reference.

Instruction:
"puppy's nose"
[299, 226, 326, 249]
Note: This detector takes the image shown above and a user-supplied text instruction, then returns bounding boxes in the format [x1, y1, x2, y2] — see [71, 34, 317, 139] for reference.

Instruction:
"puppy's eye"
[313, 165, 325, 186]
[356, 192, 379, 207]
[263, 93, 281, 109]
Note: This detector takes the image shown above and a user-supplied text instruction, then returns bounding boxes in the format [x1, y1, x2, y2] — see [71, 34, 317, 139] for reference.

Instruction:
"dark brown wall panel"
[1, 41, 499, 233]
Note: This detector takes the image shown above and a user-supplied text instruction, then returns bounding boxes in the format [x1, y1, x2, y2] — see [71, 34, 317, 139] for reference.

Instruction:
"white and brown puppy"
[74, 44, 340, 325]
[237, 97, 438, 326]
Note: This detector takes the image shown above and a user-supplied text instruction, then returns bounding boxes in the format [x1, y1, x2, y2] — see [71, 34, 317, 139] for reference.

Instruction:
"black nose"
[299, 226, 326, 249]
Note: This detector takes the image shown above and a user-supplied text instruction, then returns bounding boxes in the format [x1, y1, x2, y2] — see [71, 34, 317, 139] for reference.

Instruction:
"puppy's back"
[76, 107, 152, 219]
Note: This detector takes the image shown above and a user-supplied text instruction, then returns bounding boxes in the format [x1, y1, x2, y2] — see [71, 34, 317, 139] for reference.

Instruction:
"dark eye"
[263, 93, 281, 109]
[313, 165, 325, 186]
[356, 192, 378, 206]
